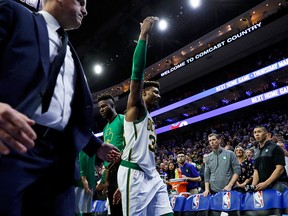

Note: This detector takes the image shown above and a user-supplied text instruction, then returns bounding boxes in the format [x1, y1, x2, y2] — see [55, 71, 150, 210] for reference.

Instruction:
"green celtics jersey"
[103, 114, 125, 167]
[75, 151, 96, 188]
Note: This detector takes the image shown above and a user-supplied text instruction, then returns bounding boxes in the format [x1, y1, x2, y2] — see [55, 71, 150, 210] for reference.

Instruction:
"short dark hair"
[254, 125, 268, 133]
[208, 133, 220, 139]
[177, 151, 185, 156]
[96, 93, 115, 103]
[143, 81, 160, 90]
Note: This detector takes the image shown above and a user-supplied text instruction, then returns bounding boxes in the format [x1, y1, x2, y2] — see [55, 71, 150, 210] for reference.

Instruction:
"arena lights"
[93, 64, 103, 75]
[189, 0, 201, 8]
[157, 19, 168, 31]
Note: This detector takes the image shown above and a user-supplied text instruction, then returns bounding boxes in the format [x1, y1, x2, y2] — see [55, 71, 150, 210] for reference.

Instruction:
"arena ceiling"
[68, 0, 267, 92]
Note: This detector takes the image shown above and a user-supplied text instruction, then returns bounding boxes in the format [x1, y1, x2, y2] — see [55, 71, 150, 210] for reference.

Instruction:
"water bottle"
[175, 169, 179, 178]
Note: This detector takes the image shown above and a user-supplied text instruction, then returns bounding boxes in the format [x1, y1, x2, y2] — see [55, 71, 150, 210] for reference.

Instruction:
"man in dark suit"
[0, 0, 120, 215]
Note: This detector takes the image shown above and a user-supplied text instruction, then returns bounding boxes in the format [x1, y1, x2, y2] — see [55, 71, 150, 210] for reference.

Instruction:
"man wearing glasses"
[177, 151, 201, 194]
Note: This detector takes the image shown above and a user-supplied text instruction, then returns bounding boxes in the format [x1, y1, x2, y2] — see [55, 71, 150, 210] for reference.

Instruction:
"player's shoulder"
[118, 114, 125, 120]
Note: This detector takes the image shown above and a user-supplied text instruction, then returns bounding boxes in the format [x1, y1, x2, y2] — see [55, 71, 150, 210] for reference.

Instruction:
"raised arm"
[125, 16, 158, 122]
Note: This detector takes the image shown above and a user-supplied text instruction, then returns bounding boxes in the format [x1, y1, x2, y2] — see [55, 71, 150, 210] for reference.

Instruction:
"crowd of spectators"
[93, 102, 288, 198]
[154, 102, 288, 194]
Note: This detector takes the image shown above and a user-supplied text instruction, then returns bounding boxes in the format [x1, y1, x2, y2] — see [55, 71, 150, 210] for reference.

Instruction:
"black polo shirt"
[254, 140, 288, 183]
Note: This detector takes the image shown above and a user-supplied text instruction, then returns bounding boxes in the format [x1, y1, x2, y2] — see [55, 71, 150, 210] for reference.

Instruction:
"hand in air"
[139, 16, 159, 38]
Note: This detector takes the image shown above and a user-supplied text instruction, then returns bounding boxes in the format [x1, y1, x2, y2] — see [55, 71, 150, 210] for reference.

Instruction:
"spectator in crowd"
[245, 148, 254, 162]
[185, 154, 197, 167]
[250, 140, 261, 160]
[203, 133, 241, 196]
[234, 146, 254, 192]
[224, 141, 234, 151]
[251, 126, 288, 192]
[94, 164, 107, 200]
[177, 151, 201, 194]
[276, 132, 288, 168]
[199, 154, 208, 193]
[166, 162, 176, 193]
[159, 163, 166, 174]
[166, 162, 176, 181]
[277, 140, 288, 176]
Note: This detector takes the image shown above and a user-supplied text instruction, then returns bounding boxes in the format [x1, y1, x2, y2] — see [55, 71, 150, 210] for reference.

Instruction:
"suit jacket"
[0, 0, 102, 156]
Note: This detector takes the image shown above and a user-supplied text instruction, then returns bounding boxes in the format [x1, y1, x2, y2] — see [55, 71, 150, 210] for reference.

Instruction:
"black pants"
[0, 126, 76, 216]
[107, 162, 123, 216]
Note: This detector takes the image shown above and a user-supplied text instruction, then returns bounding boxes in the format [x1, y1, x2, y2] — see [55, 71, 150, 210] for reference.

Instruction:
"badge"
[223, 156, 227, 160]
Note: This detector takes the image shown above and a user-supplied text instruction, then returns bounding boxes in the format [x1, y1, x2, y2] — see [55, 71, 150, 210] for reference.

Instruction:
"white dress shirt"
[32, 11, 76, 130]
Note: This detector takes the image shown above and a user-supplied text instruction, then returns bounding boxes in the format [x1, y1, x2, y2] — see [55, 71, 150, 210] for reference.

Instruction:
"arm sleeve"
[190, 164, 200, 177]
[82, 133, 103, 157]
[204, 160, 210, 182]
[0, 0, 12, 47]
[131, 40, 147, 81]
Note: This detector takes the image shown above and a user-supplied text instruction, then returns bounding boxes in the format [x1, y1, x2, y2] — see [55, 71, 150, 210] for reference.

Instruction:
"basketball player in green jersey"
[97, 94, 124, 216]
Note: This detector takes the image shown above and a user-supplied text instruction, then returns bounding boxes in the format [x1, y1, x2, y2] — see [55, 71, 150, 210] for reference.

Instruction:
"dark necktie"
[42, 27, 68, 113]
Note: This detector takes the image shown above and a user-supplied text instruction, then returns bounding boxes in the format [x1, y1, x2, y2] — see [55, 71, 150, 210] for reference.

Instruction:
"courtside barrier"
[92, 199, 108, 216]
[209, 191, 242, 216]
[170, 194, 187, 216]
[172, 189, 286, 216]
[241, 188, 282, 216]
[283, 188, 288, 215]
[182, 193, 210, 216]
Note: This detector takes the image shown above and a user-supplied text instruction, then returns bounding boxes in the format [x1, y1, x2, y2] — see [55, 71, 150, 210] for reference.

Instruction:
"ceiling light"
[189, 0, 201, 8]
[157, 19, 168, 31]
[93, 64, 102, 75]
